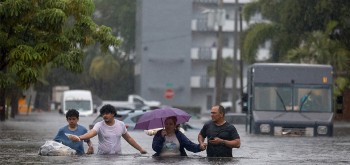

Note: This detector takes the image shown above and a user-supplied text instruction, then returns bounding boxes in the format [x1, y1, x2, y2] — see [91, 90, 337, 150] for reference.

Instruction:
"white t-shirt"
[93, 119, 127, 154]
[160, 134, 181, 157]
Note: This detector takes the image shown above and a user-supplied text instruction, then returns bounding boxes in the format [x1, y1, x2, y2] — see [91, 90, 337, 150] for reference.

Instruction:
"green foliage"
[241, 0, 350, 63]
[89, 54, 120, 80]
[242, 0, 350, 95]
[0, 0, 121, 90]
[241, 23, 276, 63]
[32, 0, 136, 104]
[93, 0, 136, 52]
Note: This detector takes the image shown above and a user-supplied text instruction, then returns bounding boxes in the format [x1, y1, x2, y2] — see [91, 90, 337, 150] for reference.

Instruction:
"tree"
[285, 24, 350, 95]
[93, 0, 136, 53]
[241, 0, 350, 63]
[0, 0, 121, 121]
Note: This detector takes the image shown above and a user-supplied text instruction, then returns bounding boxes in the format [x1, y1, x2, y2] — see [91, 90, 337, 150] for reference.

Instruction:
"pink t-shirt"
[93, 119, 127, 154]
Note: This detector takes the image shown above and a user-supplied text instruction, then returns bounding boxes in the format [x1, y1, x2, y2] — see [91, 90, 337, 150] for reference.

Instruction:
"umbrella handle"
[161, 118, 164, 128]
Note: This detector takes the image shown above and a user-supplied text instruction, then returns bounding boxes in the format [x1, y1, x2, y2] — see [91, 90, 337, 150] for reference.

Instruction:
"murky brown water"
[1, 111, 350, 165]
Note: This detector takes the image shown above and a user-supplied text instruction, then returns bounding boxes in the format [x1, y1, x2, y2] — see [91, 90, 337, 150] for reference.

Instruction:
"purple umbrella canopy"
[134, 107, 191, 130]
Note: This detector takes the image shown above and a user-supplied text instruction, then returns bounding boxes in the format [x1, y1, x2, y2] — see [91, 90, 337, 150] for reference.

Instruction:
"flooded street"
[1, 111, 350, 165]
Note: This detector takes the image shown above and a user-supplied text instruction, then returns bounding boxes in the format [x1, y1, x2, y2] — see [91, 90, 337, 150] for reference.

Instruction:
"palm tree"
[240, 0, 349, 63]
[89, 54, 120, 97]
[285, 29, 350, 95]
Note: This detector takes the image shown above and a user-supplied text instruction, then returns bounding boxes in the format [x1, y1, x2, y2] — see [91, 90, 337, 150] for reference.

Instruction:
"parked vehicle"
[110, 95, 161, 110]
[59, 90, 94, 116]
[246, 63, 333, 136]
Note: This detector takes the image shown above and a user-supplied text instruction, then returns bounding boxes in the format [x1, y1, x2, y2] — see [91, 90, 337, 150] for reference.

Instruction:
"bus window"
[296, 88, 331, 112]
[254, 86, 292, 111]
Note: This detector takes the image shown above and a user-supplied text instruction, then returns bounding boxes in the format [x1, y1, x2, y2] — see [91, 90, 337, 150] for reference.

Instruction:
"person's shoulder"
[58, 125, 69, 131]
[77, 124, 88, 130]
[154, 129, 163, 136]
[113, 119, 127, 129]
[204, 120, 214, 126]
[175, 129, 184, 135]
[114, 119, 126, 125]
[224, 122, 237, 129]
[94, 120, 104, 127]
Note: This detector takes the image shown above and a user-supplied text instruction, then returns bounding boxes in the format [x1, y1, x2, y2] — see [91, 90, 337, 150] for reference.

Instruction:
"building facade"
[135, 0, 266, 113]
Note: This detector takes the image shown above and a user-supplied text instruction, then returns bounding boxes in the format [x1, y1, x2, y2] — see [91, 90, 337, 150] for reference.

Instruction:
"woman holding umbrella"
[152, 116, 206, 157]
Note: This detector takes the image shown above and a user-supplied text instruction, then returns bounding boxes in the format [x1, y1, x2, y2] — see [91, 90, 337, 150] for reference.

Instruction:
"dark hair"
[165, 116, 177, 125]
[66, 109, 79, 119]
[216, 105, 226, 116]
[100, 104, 116, 116]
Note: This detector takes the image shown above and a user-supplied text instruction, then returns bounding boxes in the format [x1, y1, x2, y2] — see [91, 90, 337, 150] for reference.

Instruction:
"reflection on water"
[1, 112, 350, 165]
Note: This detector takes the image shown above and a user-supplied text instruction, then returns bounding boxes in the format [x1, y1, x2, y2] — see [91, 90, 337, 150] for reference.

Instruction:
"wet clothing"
[54, 125, 90, 155]
[159, 133, 181, 156]
[199, 121, 240, 157]
[152, 129, 201, 156]
[93, 119, 127, 154]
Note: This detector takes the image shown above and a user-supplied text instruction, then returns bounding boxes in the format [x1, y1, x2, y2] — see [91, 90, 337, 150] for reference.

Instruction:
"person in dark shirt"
[198, 105, 240, 157]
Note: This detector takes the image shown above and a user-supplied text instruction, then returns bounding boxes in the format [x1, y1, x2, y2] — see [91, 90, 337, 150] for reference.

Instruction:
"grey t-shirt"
[199, 121, 240, 157]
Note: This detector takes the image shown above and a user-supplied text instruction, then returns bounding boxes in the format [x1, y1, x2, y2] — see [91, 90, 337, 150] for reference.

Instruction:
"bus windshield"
[254, 85, 331, 112]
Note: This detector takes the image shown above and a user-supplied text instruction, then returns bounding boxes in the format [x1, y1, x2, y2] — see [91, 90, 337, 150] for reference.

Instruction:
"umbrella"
[134, 107, 191, 130]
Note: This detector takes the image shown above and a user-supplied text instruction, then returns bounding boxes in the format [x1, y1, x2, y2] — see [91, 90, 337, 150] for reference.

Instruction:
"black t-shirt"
[200, 121, 240, 157]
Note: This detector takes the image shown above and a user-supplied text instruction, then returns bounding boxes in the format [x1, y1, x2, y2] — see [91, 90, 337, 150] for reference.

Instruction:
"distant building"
[135, 0, 268, 113]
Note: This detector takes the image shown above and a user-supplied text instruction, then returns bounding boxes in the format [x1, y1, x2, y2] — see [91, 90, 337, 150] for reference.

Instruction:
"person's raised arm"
[69, 129, 97, 142]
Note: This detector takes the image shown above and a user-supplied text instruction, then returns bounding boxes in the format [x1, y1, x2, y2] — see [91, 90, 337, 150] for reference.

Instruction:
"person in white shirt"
[70, 104, 147, 155]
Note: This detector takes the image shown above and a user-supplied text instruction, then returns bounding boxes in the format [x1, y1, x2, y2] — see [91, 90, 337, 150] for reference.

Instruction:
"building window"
[224, 37, 229, 47]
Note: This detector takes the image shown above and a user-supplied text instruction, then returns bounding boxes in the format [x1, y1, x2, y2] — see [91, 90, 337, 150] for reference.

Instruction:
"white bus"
[60, 90, 94, 116]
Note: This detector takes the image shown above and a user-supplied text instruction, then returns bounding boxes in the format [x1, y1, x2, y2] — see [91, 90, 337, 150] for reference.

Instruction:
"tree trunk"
[0, 88, 6, 121]
[10, 93, 19, 118]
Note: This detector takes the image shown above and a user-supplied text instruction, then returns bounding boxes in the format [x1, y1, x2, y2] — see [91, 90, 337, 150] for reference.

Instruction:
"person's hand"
[139, 149, 147, 154]
[86, 146, 94, 154]
[199, 143, 207, 151]
[68, 135, 81, 142]
[161, 130, 167, 137]
[209, 137, 222, 145]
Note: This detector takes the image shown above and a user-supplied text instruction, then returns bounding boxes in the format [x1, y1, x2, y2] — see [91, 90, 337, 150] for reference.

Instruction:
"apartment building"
[135, 0, 266, 113]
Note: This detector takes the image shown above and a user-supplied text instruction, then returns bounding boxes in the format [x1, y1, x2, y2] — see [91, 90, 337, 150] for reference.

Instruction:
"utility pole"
[239, 6, 244, 113]
[231, 0, 239, 112]
[215, 0, 224, 105]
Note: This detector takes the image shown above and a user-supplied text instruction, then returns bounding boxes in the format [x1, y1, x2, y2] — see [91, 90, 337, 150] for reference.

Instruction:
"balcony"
[191, 47, 240, 60]
[191, 76, 237, 88]
[192, 19, 250, 32]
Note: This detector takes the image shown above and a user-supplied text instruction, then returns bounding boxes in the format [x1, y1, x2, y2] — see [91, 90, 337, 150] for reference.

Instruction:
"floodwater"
[1, 111, 350, 165]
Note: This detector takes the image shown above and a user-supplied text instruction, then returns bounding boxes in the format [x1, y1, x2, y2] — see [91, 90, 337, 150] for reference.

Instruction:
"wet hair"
[66, 109, 79, 119]
[99, 104, 116, 116]
[215, 105, 226, 116]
